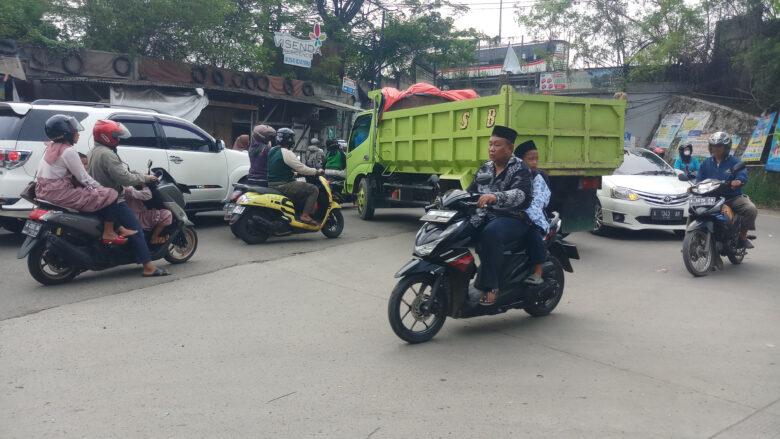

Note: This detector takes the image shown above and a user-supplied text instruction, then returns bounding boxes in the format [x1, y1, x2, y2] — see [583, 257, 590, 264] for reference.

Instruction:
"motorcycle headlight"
[611, 186, 639, 201]
[692, 182, 718, 195]
[413, 221, 463, 256]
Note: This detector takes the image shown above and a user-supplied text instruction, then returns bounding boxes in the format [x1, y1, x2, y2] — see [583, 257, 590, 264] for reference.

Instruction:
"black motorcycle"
[388, 185, 579, 344]
[17, 167, 198, 285]
[680, 162, 752, 276]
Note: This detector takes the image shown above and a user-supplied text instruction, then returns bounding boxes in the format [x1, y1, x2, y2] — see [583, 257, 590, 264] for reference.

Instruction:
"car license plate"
[690, 197, 717, 207]
[232, 205, 245, 215]
[650, 208, 683, 221]
[22, 220, 41, 237]
[223, 203, 235, 220]
[420, 209, 457, 223]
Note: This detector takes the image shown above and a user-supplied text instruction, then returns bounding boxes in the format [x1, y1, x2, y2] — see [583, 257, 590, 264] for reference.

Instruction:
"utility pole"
[376, 8, 386, 89]
[498, 0, 503, 43]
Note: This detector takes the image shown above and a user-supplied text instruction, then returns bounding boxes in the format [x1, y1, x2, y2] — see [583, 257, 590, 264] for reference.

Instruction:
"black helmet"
[325, 139, 339, 151]
[708, 131, 732, 153]
[45, 114, 84, 144]
[276, 127, 295, 148]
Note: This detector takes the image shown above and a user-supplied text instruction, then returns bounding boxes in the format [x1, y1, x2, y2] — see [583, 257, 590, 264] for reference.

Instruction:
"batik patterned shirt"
[526, 173, 551, 233]
[466, 155, 533, 227]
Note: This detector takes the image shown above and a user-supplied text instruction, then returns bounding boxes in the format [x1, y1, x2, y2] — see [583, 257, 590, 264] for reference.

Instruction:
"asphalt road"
[1, 207, 778, 437]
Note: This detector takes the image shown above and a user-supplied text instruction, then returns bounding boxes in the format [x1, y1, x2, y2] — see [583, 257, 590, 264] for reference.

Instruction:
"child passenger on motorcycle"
[515, 140, 551, 285]
[124, 185, 173, 245]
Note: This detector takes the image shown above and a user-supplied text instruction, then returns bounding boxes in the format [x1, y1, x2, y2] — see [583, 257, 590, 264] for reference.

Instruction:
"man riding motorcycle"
[458, 125, 534, 306]
[695, 131, 757, 249]
[324, 139, 347, 179]
[267, 128, 324, 226]
[87, 120, 169, 277]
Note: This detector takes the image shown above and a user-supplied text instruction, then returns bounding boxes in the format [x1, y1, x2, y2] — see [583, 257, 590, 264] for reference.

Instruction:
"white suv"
[0, 100, 250, 233]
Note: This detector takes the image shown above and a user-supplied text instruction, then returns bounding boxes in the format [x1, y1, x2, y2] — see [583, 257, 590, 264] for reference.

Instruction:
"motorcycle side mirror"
[427, 175, 440, 184]
[678, 173, 690, 181]
[147, 159, 153, 174]
[732, 162, 746, 172]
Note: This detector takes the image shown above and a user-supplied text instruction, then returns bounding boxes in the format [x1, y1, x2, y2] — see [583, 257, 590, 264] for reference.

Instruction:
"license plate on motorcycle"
[22, 220, 41, 237]
[650, 208, 683, 221]
[690, 197, 717, 207]
[232, 205, 245, 215]
[223, 203, 236, 220]
[420, 209, 457, 223]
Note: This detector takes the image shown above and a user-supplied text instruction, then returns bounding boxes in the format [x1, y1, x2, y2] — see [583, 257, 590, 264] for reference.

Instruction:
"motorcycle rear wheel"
[682, 229, 713, 276]
[524, 255, 565, 317]
[165, 226, 198, 264]
[388, 273, 448, 344]
[231, 211, 269, 244]
[28, 244, 77, 285]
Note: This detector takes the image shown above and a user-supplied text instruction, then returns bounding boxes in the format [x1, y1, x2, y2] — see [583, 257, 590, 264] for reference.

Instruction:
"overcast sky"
[449, 1, 528, 44]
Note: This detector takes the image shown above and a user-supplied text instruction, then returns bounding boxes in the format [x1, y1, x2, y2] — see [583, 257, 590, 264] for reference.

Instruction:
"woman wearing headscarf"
[246, 125, 277, 187]
[674, 143, 700, 178]
[34, 115, 128, 245]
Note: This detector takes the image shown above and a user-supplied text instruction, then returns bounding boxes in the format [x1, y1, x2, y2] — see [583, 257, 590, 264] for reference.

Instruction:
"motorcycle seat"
[34, 199, 79, 213]
[248, 186, 283, 196]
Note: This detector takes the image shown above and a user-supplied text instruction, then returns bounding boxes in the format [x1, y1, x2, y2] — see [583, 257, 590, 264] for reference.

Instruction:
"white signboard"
[274, 24, 327, 69]
[342, 77, 357, 95]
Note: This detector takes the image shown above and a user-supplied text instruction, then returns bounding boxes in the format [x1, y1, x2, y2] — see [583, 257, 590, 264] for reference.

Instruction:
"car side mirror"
[216, 139, 225, 151]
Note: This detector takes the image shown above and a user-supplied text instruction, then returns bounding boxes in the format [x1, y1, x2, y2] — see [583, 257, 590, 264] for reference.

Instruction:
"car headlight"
[611, 186, 639, 201]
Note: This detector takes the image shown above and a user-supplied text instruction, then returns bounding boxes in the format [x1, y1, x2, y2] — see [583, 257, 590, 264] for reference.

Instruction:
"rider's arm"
[125, 186, 152, 201]
[62, 148, 101, 189]
[280, 148, 317, 176]
[695, 159, 709, 183]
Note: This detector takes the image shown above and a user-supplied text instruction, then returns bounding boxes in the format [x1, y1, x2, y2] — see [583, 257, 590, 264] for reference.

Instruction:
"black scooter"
[17, 165, 198, 285]
[680, 161, 752, 276]
[388, 181, 579, 344]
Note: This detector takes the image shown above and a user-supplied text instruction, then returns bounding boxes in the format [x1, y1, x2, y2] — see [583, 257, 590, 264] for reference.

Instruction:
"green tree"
[0, 0, 61, 47]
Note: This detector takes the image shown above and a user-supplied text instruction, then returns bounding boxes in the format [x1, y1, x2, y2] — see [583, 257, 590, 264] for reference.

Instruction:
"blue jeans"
[460, 216, 530, 291]
[526, 226, 546, 266]
[113, 201, 151, 264]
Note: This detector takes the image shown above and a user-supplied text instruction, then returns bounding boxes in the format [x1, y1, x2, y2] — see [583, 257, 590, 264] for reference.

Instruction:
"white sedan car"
[593, 148, 692, 235]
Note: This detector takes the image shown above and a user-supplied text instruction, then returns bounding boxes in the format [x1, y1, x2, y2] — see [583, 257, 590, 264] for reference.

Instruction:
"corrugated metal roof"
[36, 76, 350, 111]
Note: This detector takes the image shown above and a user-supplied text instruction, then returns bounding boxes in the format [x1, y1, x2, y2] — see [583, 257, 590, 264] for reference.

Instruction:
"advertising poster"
[767, 116, 780, 172]
[649, 113, 685, 150]
[678, 112, 711, 141]
[539, 72, 567, 91]
[743, 112, 776, 162]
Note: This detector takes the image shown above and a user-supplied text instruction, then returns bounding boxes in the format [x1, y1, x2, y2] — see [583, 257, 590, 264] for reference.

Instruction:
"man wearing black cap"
[463, 125, 534, 305]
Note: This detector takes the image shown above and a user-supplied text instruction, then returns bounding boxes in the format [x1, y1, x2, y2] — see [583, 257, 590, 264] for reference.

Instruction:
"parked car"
[593, 148, 691, 235]
[0, 100, 250, 233]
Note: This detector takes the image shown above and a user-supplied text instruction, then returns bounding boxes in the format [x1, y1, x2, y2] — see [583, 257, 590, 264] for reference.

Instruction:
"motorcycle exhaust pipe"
[250, 213, 287, 233]
[46, 234, 92, 269]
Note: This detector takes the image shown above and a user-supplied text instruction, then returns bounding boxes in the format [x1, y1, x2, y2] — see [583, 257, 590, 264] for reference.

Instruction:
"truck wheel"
[357, 177, 375, 220]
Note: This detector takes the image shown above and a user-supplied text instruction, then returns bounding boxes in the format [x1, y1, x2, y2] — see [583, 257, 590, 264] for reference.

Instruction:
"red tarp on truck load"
[378, 83, 478, 121]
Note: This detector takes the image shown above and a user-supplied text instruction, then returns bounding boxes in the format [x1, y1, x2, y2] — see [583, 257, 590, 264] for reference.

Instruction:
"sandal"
[142, 268, 170, 277]
[479, 289, 498, 306]
[102, 235, 128, 245]
[524, 274, 544, 285]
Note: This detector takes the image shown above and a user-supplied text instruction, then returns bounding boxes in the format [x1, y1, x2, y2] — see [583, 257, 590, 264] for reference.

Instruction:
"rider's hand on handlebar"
[317, 169, 325, 175]
[731, 180, 742, 190]
[477, 193, 498, 208]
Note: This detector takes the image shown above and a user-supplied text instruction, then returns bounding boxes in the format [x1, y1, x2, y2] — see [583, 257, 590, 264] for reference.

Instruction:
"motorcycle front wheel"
[683, 229, 713, 276]
[321, 209, 344, 238]
[28, 244, 77, 285]
[388, 273, 448, 344]
[165, 226, 198, 264]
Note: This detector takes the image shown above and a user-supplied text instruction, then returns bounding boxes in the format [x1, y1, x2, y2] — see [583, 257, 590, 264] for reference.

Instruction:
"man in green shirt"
[267, 128, 323, 225]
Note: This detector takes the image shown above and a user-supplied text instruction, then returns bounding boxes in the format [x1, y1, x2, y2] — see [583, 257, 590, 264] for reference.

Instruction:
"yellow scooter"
[227, 176, 343, 244]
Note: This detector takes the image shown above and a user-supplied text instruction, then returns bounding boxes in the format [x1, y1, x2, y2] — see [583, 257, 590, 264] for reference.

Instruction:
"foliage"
[737, 32, 780, 107]
[0, 0, 62, 48]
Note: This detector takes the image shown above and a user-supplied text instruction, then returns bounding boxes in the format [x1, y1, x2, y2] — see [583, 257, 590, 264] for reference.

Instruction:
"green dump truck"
[345, 85, 626, 232]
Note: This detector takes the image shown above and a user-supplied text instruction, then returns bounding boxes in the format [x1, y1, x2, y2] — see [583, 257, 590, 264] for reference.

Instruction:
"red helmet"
[652, 147, 666, 157]
[93, 120, 131, 147]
